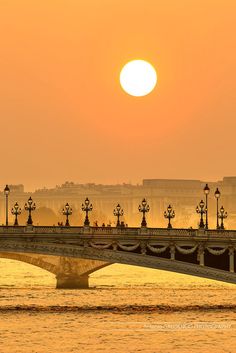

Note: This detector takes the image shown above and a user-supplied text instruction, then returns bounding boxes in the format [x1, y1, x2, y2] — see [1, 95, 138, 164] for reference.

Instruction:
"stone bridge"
[1, 225, 236, 288]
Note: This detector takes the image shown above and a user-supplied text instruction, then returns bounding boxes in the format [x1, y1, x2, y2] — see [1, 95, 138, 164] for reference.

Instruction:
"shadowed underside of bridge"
[1, 238, 236, 287]
[0, 252, 110, 288]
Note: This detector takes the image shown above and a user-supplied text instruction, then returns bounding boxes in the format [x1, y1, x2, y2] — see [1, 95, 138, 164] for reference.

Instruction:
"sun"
[120, 60, 157, 97]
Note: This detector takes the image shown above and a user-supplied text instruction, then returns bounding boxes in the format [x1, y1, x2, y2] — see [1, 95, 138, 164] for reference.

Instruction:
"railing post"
[83, 226, 90, 235]
[139, 227, 148, 235]
[229, 247, 234, 273]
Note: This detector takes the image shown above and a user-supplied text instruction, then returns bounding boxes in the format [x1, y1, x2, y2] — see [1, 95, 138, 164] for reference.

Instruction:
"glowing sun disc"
[120, 60, 157, 97]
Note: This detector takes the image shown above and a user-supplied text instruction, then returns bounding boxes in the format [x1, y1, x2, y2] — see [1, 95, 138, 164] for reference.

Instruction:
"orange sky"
[0, 0, 236, 190]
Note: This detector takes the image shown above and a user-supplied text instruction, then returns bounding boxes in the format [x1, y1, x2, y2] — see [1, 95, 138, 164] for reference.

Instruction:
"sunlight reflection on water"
[0, 260, 236, 353]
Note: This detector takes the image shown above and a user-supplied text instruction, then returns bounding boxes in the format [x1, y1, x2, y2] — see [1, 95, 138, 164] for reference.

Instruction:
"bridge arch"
[0, 251, 110, 288]
[0, 241, 236, 285]
[0, 252, 58, 274]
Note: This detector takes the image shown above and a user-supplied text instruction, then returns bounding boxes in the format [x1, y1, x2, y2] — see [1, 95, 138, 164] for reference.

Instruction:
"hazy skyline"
[0, 0, 236, 190]
[1, 175, 235, 194]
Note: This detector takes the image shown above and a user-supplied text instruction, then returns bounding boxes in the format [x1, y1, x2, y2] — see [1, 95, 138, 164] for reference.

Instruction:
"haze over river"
[0, 259, 236, 353]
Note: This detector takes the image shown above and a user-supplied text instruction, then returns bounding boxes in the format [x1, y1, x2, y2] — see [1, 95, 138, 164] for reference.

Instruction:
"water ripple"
[1, 304, 236, 313]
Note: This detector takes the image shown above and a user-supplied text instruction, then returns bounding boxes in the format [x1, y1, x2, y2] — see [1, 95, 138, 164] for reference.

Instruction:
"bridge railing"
[0, 225, 193, 236]
[32, 226, 84, 234]
[0, 225, 84, 234]
[1, 225, 236, 238]
[0, 226, 26, 233]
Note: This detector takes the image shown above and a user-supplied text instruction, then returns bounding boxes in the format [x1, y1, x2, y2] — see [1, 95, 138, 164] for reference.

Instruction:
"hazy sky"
[0, 0, 236, 190]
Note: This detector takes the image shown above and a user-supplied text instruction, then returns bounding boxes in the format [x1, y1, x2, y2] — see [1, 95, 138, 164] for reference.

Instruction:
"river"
[0, 259, 236, 353]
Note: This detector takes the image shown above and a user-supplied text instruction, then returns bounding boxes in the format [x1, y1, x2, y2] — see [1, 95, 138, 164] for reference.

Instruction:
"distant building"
[1, 177, 236, 228]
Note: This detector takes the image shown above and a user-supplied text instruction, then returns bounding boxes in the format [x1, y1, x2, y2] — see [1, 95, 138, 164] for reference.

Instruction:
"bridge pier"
[55, 257, 109, 289]
[56, 274, 89, 289]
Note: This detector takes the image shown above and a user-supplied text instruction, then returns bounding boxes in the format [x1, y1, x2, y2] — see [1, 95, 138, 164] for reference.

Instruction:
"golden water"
[0, 260, 236, 353]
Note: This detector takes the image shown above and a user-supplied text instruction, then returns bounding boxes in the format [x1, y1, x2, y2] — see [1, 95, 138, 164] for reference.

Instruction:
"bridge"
[0, 225, 236, 288]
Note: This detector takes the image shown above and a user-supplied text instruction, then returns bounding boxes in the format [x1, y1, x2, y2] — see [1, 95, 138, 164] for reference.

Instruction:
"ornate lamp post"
[203, 183, 210, 229]
[219, 206, 228, 230]
[11, 202, 21, 226]
[113, 204, 124, 227]
[138, 198, 150, 227]
[4, 185, 10, 226]
[82, 197, 93, 226]
[62, 203, 72, 226]
[24, 197, 36, 225]
[164, 204, 175, 229]
[214, 188, 221, 229]
[196, 199, 206, 229]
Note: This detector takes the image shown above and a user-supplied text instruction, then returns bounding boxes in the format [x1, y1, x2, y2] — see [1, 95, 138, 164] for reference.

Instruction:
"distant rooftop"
[143, 179, 203, 188]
